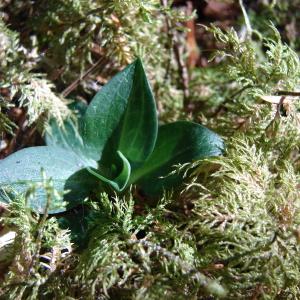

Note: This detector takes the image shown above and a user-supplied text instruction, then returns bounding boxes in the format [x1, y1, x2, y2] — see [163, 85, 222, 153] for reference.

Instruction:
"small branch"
[276, 90, 300, 96]
[186, 1, 199, 69]
[62, 57, 106, 97]
[161, 0, 191, 111]
[239, 0, 252, 39]
[173, 32, 190, 106]
[276, 96, 286, 118]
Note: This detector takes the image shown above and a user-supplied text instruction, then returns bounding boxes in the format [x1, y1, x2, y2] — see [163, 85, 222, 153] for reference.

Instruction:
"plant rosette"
[0, 59, 224, 214]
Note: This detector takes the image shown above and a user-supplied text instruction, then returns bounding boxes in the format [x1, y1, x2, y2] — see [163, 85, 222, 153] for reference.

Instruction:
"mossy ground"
[1, 1, 300, 299]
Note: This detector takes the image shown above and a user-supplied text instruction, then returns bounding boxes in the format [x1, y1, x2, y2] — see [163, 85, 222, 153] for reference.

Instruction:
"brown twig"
[173, 32, 190, 106]
[61, 57, 107, 97]
[186, 1, 199, 69]
[276, 91, 300, 96]
[276, 96, 286, 118]
[3, 109, 27, 157]
[18, 125, 37, 150]
[161, 0, 191, 111]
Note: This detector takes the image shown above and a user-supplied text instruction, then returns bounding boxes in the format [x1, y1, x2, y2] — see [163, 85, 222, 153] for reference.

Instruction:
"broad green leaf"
[0, 59, 225, 217]
[46, 60, 154, 192]
[46, 59, 157, 194]
[46, 119, 86, 161]
[131, 121, 224, 195]
[45, 60, 148, 192]
[81, 62, 134, 161]
[117, 59, 157, 166]
[0, 146, 97, 213]
[82, 58, 157, 166]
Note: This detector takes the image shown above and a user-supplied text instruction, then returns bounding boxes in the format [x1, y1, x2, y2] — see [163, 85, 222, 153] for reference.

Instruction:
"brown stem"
[161, 0, 191, 111]
[276, 96, 286, 118]
[62, 57, 107, 97]
[276, 91, 300, 96]
[173, 34, 190, 106]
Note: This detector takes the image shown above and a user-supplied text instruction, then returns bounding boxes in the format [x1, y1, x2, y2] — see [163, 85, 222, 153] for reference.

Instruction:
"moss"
[185, 137, 300, 298]
[1, 1, 300, 299]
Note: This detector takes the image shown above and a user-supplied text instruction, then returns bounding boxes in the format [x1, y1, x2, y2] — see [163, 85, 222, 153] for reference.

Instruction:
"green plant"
[0, 59, 223, 214]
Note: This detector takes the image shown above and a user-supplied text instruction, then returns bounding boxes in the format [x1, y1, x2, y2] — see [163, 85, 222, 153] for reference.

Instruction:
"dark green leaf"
[82, 58, 157, 166]
[46, 59, 158, 193]
[117, 59, 157, 166]
[131, 121, 224, 195]
[87, 150, 131, 192]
